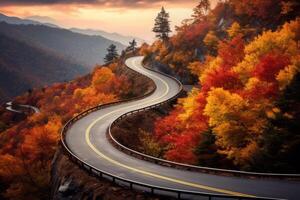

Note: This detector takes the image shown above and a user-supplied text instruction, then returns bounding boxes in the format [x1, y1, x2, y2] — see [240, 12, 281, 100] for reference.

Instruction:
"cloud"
[0, 0, 195, 7]
[0, 0, 97, 6]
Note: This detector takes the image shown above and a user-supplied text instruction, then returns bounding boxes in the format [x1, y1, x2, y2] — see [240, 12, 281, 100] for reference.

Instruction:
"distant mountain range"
[25, 15, 58, 26]
[0, 13, 128, 102]
[0, 13, 146, 46]
[69, 28, 146, 46]
[0, 13, 58, 28]
[0, 33, 86, 102]
[0, 22, 125, 68]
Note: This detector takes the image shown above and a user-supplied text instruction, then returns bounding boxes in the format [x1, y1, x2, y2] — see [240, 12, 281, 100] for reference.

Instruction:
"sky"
[0, 0, 213, 42]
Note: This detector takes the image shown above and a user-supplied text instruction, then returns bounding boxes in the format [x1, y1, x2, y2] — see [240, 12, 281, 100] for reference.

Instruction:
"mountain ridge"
[69, 27, 146, 46]
[0, 22, 125, 68]
[0, 13, 58, 28]
[0, 13, 145, 46]
[0, 33, 86, 102]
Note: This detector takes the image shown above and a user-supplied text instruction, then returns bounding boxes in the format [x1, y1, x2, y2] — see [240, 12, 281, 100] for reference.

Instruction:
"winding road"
[64, 56, 300, 200]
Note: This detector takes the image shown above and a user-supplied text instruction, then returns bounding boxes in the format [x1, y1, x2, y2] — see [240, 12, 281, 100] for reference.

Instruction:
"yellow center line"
[85, 57, 255, 198]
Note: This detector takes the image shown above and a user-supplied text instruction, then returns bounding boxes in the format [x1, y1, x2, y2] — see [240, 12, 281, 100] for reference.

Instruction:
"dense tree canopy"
[140, 0, 300, 172]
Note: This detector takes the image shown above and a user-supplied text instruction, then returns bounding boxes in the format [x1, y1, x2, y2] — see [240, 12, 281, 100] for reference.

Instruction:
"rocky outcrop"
[51, 146, 174, 200]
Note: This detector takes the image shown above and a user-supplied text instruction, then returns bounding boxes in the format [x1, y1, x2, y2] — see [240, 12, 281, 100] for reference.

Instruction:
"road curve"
[65, 56, 300, 200]
[6, 101, 40, 114]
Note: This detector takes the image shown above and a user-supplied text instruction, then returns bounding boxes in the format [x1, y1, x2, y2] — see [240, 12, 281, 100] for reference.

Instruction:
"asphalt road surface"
[65, 56, 300, 200]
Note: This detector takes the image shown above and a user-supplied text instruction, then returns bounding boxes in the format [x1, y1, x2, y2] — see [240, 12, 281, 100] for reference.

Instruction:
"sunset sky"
[0, 0, 217, 42]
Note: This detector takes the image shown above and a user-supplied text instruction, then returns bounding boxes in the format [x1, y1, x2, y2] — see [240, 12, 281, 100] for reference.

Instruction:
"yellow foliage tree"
[92, 67, 114, 90]
[233, 19, 299, 83]
[139, 129, 163, 157]
[188, 61, 204, 77]
[227, 22, 243, 38]
[203, 31, 219, 52]
[276, 60, 299, 90]
[199, 56, 222, 84]
[204, 88, 271, 165]
[178, 88, 201, 122]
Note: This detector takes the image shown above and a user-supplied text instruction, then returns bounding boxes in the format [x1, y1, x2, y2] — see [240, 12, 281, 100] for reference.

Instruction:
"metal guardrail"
[60, 57, 286, 200]
[61, 152, 282, 200]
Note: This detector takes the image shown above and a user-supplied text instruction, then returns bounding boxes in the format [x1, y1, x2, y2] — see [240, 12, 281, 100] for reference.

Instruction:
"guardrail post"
[208, 196, 211, 200]
[88, 166, 91, 175]
[177, 192, 181, 199]
[129, 182, 133, 190]
[151, 188, 154, 194]
[112, 177, 115, 183]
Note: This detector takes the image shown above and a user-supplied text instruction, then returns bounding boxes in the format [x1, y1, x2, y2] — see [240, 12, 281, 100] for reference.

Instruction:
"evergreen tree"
[153, 7, 171, 41]
[126, 39, 137, 52]
[104, 44, 119, 63]
[192, 0, 210, 22]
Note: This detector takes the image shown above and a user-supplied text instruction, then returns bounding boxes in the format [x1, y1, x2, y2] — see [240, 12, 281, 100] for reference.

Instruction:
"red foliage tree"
[243, 81, 279, 100]
[154, 92, 209, 165]
[253, 53, 290, 82]
[231, 0, 281, 19]
[184, 21, 210, 43]
[202, 68, 243, 93]
[163, 131, 200, 164]
[218, 35, 245, 69]
[154, 110, 181, 142]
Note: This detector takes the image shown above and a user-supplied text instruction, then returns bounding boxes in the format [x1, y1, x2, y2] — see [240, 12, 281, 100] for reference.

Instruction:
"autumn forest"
[139, 0, 300, 173]
[0, 0, 300, 199]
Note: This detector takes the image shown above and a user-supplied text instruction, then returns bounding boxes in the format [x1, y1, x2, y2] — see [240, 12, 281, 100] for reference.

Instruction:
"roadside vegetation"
[136, 0, 300, 173]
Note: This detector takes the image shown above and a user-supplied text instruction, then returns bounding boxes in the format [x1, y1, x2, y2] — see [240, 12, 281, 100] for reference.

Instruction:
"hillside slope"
[0, 33, 86, 102]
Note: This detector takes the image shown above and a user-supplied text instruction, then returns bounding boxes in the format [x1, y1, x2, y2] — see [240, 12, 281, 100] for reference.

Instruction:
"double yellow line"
[85, 57, 255, 198]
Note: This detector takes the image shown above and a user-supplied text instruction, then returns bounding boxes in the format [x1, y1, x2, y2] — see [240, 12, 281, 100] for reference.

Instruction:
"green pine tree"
[152, 7, 171, 41]
[104, 44, 119, 63]
[126, 39, 137, 52]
